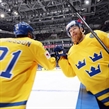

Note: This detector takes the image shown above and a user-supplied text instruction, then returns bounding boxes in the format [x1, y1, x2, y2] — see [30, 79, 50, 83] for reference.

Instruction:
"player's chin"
[72, 41, 77, 44]
[73, 39, 78, 43]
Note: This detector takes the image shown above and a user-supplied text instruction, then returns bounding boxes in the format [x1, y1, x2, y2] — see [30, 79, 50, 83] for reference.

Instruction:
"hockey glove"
[54, 46, 67, 61]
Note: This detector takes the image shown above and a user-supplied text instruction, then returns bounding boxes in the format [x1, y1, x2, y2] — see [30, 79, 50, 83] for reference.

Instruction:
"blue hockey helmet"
[14, 22, 34, 36]
[66, 20, 83, 37]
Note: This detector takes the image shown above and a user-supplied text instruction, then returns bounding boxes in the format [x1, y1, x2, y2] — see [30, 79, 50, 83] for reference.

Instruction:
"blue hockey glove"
[54, 46, 67, 61]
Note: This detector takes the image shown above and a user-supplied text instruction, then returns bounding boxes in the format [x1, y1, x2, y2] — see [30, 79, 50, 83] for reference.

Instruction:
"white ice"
[27, 69, 80, 109]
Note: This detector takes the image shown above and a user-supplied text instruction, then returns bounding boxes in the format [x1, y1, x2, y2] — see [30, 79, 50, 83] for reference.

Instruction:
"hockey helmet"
[14, 22, 34, 36]
[66, 20, 83, 37]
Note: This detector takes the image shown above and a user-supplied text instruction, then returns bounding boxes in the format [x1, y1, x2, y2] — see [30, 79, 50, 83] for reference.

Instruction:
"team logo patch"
[45, 51, 51, 59]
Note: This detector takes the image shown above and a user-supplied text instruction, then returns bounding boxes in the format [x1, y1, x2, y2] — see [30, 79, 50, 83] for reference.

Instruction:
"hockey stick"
[66, 0, 109, 54]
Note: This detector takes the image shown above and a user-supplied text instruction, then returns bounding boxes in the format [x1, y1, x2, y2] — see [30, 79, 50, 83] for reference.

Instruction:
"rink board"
[76, 84, 99, 109]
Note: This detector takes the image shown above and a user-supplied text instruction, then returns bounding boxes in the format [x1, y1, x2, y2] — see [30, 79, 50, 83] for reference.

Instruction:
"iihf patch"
[89, 32, 97, 38]
[45, 51, 51, 59]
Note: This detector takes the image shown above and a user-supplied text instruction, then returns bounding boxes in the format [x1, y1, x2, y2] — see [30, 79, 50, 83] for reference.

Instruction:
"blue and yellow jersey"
[59, 30, 109, 106]
[0, 37, 56, 109]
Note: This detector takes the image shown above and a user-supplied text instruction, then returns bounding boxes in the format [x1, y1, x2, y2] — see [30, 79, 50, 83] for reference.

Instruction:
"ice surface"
[27, 69, 80, 109]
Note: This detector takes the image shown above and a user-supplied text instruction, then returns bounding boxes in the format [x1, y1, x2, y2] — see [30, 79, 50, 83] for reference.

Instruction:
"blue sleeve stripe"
[101, 97, 109, 104]
[94, 88, 109, 97]
[0, 100, 27, 107]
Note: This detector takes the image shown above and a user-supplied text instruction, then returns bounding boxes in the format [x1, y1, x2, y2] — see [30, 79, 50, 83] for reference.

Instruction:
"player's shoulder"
[94, 30, 109, 37]
[93, 30, 109, 36]
[27, 38, 43, 46]
[86, 30, 104, 35]
[94, 30, 102, 32]
[86, 30, 108, 37]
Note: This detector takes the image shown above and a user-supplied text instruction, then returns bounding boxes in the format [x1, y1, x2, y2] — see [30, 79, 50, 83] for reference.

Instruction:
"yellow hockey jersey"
[59, 30, 109, 106]
[0, 37, 56, 109]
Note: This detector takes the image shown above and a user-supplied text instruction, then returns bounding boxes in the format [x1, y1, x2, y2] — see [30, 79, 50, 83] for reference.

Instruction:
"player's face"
[69, 26, 83, 44]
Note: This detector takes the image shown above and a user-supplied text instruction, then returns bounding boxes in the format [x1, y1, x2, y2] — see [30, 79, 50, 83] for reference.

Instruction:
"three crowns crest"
[89, 52, 102, 62]
[86, 65, 101, 77]
[76, 59, 86, 69]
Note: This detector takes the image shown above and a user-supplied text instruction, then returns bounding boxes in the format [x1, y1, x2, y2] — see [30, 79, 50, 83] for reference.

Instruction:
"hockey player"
[54, 20, 109, 109]
[0, 22, 56, 109]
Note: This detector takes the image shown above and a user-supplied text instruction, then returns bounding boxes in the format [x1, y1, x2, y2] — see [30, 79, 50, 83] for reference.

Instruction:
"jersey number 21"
[0, 47, 21, 79]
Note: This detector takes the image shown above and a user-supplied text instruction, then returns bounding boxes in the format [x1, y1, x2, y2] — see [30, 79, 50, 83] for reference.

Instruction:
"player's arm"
[54, 46, 76, 77]
[58, 57, 76, 77]
[35, 42, 56, 70]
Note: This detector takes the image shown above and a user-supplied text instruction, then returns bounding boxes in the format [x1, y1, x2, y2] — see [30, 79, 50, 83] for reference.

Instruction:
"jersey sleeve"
[33, 41, 56, 70]
[58, 57, 76, 77]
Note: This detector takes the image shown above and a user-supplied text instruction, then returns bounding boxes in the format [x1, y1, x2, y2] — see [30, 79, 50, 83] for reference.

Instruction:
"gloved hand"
[54, 46, 67, 61]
